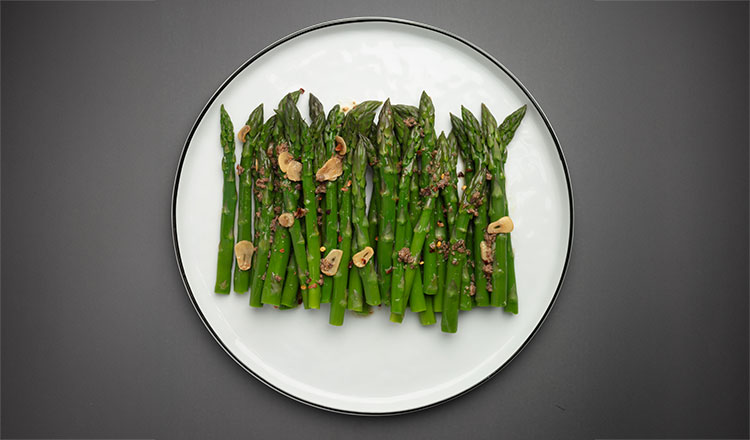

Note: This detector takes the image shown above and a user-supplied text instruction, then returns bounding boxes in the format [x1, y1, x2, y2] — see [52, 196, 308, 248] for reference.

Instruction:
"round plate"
[172, 17, 573, 415]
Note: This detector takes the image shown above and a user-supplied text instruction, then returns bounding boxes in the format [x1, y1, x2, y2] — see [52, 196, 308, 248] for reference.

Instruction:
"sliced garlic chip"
[278, 212, 294, 228]
[352, 246, 374, 268]
[320, 249, 344, 276]
[487, 216, 514, 234]
[285, 160, 302, 181]
[278, 151, 294, 173]
[234, 240, 255, 271]
[316, 157, 343, 182]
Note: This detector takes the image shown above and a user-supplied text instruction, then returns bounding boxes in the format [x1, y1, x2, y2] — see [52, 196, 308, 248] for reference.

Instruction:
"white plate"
[172, 18, 573, 415]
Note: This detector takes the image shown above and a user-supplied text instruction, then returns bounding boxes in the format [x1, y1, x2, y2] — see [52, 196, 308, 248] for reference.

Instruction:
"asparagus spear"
[391, 142, 442, 315]
[352, 134, 381, 306]
[249, 116, 277, 307]
[419, 293, 437, 326]
[389, 124, 419, 318]
[442, 132, 460, 236]
[280, 250, 299, 308]
[233, 104, 264, 293]
[460, 106, 490, 306]
[320, 104, 344, 304]
[419, 96, 445, 295]
[347, 239, 364, 312]
[367, 185, 378, 252]
[299, 117, 323, 308]
[309, 94, 327, 245]
[260, 121, 292, 306]
[329, 101, 381, 321]
[215, 105, 237, 294]
[460, 257, 474, 311]
[363, 133, 381, 251]
[490, 105, 527, 312]
[375, 99, 398, 303]
[277, 95, 318, 308]
[441, 167, 487, 333]
[403, 92, 439, 313]
[433, 193, 448, 313]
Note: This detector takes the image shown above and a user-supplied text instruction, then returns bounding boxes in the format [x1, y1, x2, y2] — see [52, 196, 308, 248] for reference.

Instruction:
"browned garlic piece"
[352, 246, 374, 268]
[278, 212, 295, 228]
[237, 125, 251, 143]
[278, 151, 294, 173]
[316, 157, 343, 182]
[320, 249, 344, 276]
[334, 136, 347, 156]
[285, 160, 302, 181]
[234, 240, 255, 271]
[487, 216, 514, 234]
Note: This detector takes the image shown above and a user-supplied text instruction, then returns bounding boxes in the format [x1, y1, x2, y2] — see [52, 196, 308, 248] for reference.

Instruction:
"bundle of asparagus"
[214, 90, 526, 333]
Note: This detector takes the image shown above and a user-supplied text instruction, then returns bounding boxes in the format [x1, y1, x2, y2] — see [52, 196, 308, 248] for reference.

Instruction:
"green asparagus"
[215, 105, 237, 294]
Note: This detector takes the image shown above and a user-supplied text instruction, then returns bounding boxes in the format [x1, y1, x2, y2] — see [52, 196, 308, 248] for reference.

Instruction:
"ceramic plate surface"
[173, 18, 572, 415]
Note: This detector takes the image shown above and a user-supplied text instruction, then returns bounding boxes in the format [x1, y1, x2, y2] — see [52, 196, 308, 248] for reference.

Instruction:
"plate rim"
[171, 16, 575, 416]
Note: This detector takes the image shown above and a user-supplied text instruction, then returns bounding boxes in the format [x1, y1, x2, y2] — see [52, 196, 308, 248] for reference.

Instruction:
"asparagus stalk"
[347, 239, 364, 312]
[334, 141, 354, 311]
[419, 98, 445, 295]
[321, 104, 344, 304]
[433, 195, 448, 313]
[442, 132, 460, 236]
[441, 167, 487, 333]
[309, 94, 327, 245]
[277, 95, 318, 308]
[490, 105, 526, 312]
[389, 125, 419, 317]
[352, 134, 381, 306]
[367, 185, 378, 253]
[234, 104, 264, 293]
[419, 293, 436, 326]
[329, 101, 381, 321]
[374, 99, 398, 303]
[249, 116, 277, 307]
[215, 105, 237, 294]
[398, 92, 439, 314]
[280, 250, 299, 308]
[260, 120, 292, 306]
[299, 117, 323, 308]
[460, 257, 474, 311]
[459, 106, 491, 306]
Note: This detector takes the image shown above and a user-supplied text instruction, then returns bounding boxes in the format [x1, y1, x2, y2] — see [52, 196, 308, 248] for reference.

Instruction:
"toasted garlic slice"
[320, 249, 344, 276]
[334, 136, 347, 156]
[487, 216, 514, 234]
[238, 125, 251, 143]
[278, 212, 294, 228]
[352, 246, 374, 268]
[278, 151, 294, 173]
[285, 160, 302, 181]
[234, 240, 255, 271]
[480, 240, 493, 263]
[316, 157, 343, 182]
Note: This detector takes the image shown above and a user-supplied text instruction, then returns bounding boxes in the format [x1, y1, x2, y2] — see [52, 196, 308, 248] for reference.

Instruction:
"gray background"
[1, 1, 748, 439]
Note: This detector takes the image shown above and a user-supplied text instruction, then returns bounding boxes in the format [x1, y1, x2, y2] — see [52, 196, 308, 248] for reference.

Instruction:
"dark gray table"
[2, 1, 748, 439]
